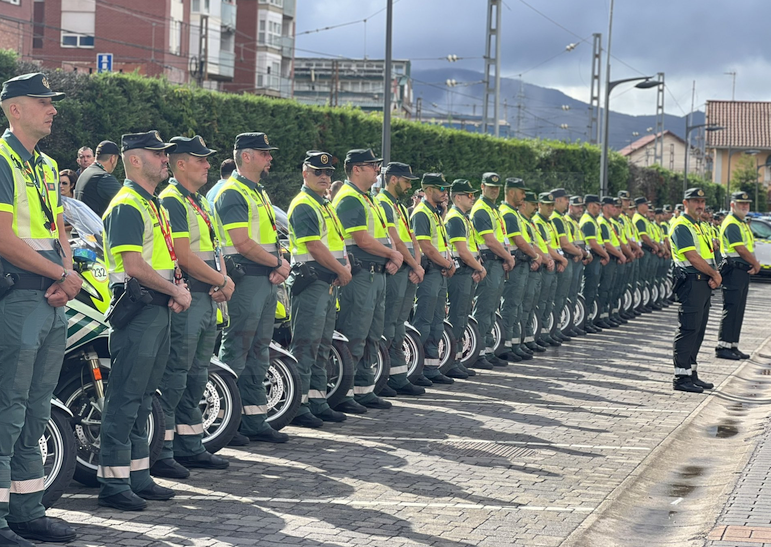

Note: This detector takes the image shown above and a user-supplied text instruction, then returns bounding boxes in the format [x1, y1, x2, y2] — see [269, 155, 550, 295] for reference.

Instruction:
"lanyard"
[247, 184, 279, 255]
[682, 216, 713, 253]
[428, 207, 450, 250]
[24, 159, 57, 235]
[321, 200, 345, 242]
[147, 199, 183, 283]
[394, 200, 415, 240]
[186, 194, 218, 246]
[363, 192, 388, 232]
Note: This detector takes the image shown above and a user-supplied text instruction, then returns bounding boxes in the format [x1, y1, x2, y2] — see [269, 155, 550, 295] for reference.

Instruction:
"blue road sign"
[97, 53, 113, 73]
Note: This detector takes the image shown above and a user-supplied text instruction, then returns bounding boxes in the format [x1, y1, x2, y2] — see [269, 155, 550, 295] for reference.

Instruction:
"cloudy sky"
[295, 0, 767, 117]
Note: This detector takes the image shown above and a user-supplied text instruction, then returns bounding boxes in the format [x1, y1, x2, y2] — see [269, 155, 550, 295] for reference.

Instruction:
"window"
[33, 0, 45, 49]
[60, 0, 95, 49]
[257, 12, 282, 47]
[750, 219, 771, 240]
[2, 0, 21, 6]
[259, 0, 283, 6]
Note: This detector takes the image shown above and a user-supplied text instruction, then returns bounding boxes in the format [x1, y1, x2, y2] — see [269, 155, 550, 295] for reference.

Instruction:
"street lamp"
[683, 123, 724, 192]
[599, 76, 659, 195]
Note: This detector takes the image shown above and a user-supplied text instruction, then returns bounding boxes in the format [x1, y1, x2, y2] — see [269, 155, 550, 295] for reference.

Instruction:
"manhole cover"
[438, 441, 537, 460]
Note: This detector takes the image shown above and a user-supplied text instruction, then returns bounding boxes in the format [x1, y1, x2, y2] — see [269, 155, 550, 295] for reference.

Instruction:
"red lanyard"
[147, 199, 179, 264]
[429, 207, 450, 250]
[321, 201, 345, 241]
[186, 194, 218, 246]
[395, 201, 415, 240]
[25, 160, 57, 234]
[363, 193, 388, 232]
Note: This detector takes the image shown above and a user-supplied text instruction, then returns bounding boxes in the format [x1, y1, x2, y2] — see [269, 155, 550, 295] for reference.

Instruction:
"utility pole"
[653, 72, 665, 165]
[381, 0, 393, 164]
[516, 77, 524, 139]
[197, 15, 209, 87]
[482, 0, 502, 137]
[599, 0, 614, 196]
[330, 60, 339, 107]
[588, 33, 601, 144]
[725, 71, 736, 100]
[415, 97, 422, 122]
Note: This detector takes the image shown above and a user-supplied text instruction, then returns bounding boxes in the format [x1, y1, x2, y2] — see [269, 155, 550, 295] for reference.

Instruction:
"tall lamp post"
[599, 76, 659, 196]
[683, 122, 723, 192]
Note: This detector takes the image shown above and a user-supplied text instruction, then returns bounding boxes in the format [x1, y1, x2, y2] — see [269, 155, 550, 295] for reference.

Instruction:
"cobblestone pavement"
[49, 284, 771, 547]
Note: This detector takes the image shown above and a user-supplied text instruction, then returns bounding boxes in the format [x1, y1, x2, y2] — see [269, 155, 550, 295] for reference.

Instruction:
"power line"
[295, 0, 404, 36]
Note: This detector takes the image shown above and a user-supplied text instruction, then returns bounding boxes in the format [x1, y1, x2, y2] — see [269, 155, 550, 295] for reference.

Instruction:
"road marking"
[410, 399, 692, 413]
[671, 497, 683, 505]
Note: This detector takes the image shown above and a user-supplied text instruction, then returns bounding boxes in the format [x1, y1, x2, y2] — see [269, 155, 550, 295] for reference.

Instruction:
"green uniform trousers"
[0, 290, 65, 526]
[159, 291, 217, 460]
[218, 274, 277, 436]
[99, 304, 170, 497]
[500, 261, 529, 347]
[673, 274, 711, 375]
[537, 268, 557, 338]
[336, 268, 385, 404]
[289, 277, 336, 416]
[583, 255, 602, 319]
[630, 255, 641, 303]
[413, 268, 446, 375]
[597, 258, 618, 318]
[553, 259, 573, 330]
[473, 260, 505, 357]
[447, 270, 476, 362]
[384, 266, 411, 386]
[521, 267, 542, 343]
[718, 265, 750, 346]
[570, 256, 585, 306]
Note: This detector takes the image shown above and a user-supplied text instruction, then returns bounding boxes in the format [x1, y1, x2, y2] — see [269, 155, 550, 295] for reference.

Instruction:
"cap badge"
[698, 189, 704, 197]
[41, 77, 49, 89]
[153, 130, 161, 141]
[264, 134, 269, 145]
[198, 136, 206, 147]
[320, 154, 329, 164]
[491, 175, 499, 183]
[548, 194, 553, 200]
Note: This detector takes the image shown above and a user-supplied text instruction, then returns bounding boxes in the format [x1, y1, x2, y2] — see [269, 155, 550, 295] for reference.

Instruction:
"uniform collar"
[481, 196, 496, 208]
[301, 184, 327, 205]
[344, 180, 367, 196]
[380, 188, 398, 203]
[451, 204, 469, 217]
[124, 179, 155, 200]
[683, 213, 698, 224]
[2, 128, 37, 164]
[421, 197, 441, 213]
[729, 212, 747, 223]
[170, 178, 192, 198]
[232, 172, 261, 191]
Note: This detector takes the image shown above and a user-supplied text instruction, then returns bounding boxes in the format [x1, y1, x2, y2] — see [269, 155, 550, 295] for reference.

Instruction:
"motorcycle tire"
[201, 368, 242, 454]
[326, 339, 355, 409]
[459, 317, 481, 367]
[588, 300, 599, 323]
[573, 295, 586, 330]
[492, 312, 505, 355]
[524, 310, 542, 345]
[555, 303, 573, 335]
[438, 322, 458, 374]
[41, 406, 77, 509]
[642, 285, 651, 308]
[58, 376, 165, 487]
[373, 339, 391, 395]
[404, 327, 425, 382]
[265, 352, 302, 431]
[633, 286, 642, 309]
[622, 287, 634, 313]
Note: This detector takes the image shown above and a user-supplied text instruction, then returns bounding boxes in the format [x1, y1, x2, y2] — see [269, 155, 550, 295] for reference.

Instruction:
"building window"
[258, 13, 282, 47]
[33, 0, 45, 49]
[61, 0, 95, 49]
[259, 0, 283, 6]
[2, 0, 21, 5]
[192, 0, 208, 12]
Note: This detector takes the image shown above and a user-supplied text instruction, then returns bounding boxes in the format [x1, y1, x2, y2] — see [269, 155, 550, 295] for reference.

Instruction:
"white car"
[748, 217, 771, 276]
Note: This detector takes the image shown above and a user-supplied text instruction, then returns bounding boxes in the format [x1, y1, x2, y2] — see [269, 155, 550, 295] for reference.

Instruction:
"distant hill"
[411, 68, 704, 150]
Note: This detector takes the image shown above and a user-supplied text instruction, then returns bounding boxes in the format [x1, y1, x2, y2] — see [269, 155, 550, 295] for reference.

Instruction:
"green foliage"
[0, 50, 720, 210]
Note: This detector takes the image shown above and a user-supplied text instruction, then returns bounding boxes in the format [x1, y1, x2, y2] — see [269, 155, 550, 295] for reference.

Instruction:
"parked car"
[748, 217, 771, 276]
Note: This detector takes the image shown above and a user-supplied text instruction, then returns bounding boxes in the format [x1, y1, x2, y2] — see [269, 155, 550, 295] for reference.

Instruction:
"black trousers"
[718, 266, 750, 345]
[673, 274, 711, 375]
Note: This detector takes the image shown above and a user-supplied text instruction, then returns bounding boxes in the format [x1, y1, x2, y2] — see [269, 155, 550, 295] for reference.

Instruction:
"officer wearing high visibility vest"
[550, 188, 584, 340]
[412, 173, 459, 382]
[670, 187, 722, 393]
[519, 192, 551, 353]
[596, 197, 627, 329]
[152, 136, 233, 480]
[445, 179, 486, 376]
[633, 197, 660, 313]
[499, 178, 540, 361]
[566, 196, 591, 335]
[286, 151, 353, 427]
[0, 73, 83, 544]
[99, 131, 192, 511]
[579, 195, 610, 333]
[621, 196, 644, 316]
[333, 149, 403, 413]
[660, 204, 674, 305]
[715, 191, 760, 361]
[471, 173, 515, 367]
[213, 132, 292, 444]
[533, 192, 568, 347]
[375, 162, 426, 395]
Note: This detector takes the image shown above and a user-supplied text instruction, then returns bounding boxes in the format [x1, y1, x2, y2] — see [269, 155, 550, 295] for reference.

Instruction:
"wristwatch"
[55, 270, 69, 284]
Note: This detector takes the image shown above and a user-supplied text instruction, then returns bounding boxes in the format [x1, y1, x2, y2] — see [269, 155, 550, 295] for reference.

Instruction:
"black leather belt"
[10, 274, 51, 291]
[480, 250, 502, 261]
[315, 270, 338, 284]
[113, 287, 170, 306]
[242, 263, 274, 276]
[186, 277, 213, 293]
[360, 262, 386, 274]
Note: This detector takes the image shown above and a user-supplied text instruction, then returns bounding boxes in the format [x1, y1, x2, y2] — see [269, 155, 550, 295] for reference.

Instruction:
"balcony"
[279, 77, 293, 98]
[216, 50, 235, 79]
[281, 36, 294, 59]
[221, 1, 236, 32]
[283, 0, 295, 18]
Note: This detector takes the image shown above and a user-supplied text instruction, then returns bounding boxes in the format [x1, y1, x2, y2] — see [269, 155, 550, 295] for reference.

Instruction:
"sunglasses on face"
[428, 185, 447, 192]
[310, 168, 333, 177]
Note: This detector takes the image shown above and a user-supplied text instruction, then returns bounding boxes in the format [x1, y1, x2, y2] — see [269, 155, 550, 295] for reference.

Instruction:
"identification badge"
[214, 245, 222, 272]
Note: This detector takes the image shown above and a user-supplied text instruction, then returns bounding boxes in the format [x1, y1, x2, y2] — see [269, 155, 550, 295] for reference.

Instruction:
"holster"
[289, 262, 318, 297]
[513, 249, 531, 262]
[105, 277, 153, 329]
[0, 261, 14, 301]
[224, 255, 246, 281]
[349, 253, 363, 275]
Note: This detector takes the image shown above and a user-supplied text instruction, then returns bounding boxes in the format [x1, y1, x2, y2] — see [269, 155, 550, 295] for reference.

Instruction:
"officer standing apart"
[375, 162, 426, 395]
[411, 173, 459, 382]
[213, 132, 291, 443]
[445, 179, 486, 375]
[715, 192, 760, 361]
[99, 131, 192, 510]
[286, 151, 352, 427]
[471, 173, 514, 368]
[333, 149, 402, 413]
[73, 140, 123, 216]
[152, 136, 233, 480]
[499, 178, 540, 360]
[0, 73, 83, 545]
[579, 195, 609, 333]
[670, 188, 721, 393]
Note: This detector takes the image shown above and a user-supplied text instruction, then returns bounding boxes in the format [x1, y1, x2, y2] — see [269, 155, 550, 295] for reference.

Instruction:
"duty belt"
[358, 262, 386, 274]
[480, 250, 503, 261]
[112, 286, 170, 306]
[186, 277, 213, 293]
[9, 273, 51, 291]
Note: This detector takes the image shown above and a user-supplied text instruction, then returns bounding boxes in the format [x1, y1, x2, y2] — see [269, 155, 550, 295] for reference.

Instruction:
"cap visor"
[28, 91, 66, 101]
[145, 143, 178, 152]
[190, 149, 217, 157]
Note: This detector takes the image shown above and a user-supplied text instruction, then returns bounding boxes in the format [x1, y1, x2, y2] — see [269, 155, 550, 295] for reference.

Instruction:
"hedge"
[0, 50, 725, 209]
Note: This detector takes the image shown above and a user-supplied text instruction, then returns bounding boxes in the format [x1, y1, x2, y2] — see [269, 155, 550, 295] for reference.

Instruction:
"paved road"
[50, 284, 771, 547]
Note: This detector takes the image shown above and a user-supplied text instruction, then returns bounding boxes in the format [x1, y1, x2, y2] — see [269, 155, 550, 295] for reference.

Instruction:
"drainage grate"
[437, 441, 537, 460]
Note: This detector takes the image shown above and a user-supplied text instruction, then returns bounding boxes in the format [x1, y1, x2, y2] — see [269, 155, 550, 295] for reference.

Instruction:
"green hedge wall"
[0, 50, 725, 209]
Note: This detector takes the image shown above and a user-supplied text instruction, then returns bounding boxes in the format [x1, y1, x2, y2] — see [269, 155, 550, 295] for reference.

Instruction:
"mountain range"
[411, 68, 705, 150]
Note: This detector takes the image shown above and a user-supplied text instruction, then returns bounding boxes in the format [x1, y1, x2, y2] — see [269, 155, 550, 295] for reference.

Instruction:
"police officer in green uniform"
[213, 132, 292, 443]
[412, 173, 459, 381]
[715, 192, 760, 360]
[99, 131, 192, 511]
[579, 195, 610, 333]
[0, 73, 82, 544]
[470, 173, 514, 367]
[633, 197, 660, 313]
[596, 197, 626, 328]
[375, 162, 427, 394]
[499, 178, 540, 360]
[611, 198, 633, 324]
[566, 196, 591, 335]
[533, 192, 568, 346]
[286, 151, 352, 426]
[151, 136, 233, 480]
[670, 188, 721, 392]
[519, 192, 551, 353]
[333, 149, 402, 413]
[445, 180, 486, 375]
[621, 196, 644, 317]
[550, 188, 584, 340]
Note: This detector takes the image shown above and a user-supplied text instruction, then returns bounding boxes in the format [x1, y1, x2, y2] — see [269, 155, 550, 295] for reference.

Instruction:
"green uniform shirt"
[104, 180, 156, 258]
[471, 197, 495, 234]
[723, 220, 750, 265]
[670, 214, 698, 273]
[336, 181, 389, 264]
[581, 216, 597, 239]
[160, 179, 216, 269]
[288, 186, 338, 275]
[445, 211, 467, 241]
[213, 172, 271, 266]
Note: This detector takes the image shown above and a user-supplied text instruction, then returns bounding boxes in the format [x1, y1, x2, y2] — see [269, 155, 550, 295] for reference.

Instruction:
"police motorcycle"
[56, 198, 241, 487]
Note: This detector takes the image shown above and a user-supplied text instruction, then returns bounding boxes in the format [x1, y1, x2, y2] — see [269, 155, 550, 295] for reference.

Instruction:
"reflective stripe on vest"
[470, 197, 506, 249]
[158, 182, 219, 256]
[720, 213, 755, 258]
[598, 215, 620, 248]
[103, 186, 175, 283]
[499, 202, 521, 247]
[287, 189, 347, 263]
[533, 213, 558, 249]
[411, 200, 449, 253]
[670, 214, 714, 267]
[579, 212, 603, 244]
[375, 191, 412, 244]
[332, 182, 390, 245]
[444, 205, 478, 254]
[213, 175, 278, 253]
[550, 210, 572, 243]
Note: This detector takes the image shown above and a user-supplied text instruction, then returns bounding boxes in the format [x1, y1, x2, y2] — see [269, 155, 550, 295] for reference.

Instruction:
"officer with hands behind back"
[0, 72, 83, 545]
